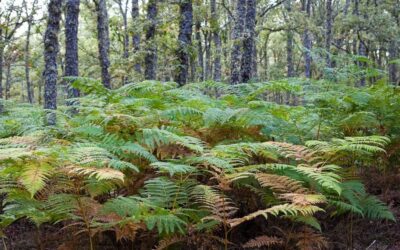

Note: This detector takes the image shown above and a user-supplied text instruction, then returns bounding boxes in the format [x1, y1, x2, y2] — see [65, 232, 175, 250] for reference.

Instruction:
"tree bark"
[174, 0, 193, 86]
[325, 0, 333, 67]
[388, 40, 398, 85]
[195, 21, 204, 81]
[302, 0, 312, 79]
[65, 0, 80, 98]
[240, 0, 256, 83]
[285, 0, 295, 77]
[5, 62, 11, 100]
[230, 0, 246, 84]
[205, 31, 211, 80]
[0, 30, 4, 100]
[144, 0, 158, 80]
[131, 0, 141, 74]
[94, 0, 112, 88]
[354, 0, 366, 86]
[116, 0, 129, 84]
[25, 21, 35, 103]
[43, 0, 62, 126]
[210, 0, 221, 82]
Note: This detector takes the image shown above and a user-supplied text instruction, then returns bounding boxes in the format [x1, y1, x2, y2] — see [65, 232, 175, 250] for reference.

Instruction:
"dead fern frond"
[155, 235, 186, 250]
[280, 193, 326, 206]
[66, 165, 125, 182]
[229, 203, 324, 228]
[295, 227, 329, 250]
[255, 173, 307, 193]
[242, 235, 283, 248]
[267, 141, 318, 163]
[192, 185, 238, 223]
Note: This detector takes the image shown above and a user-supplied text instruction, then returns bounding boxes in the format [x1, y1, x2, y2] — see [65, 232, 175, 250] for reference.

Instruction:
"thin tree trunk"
[205, 31, 211, 80]
[195, 21, 204, 81]
[120, 1, 129, 60]
[211, 0, 221, 82]
[116, 0, 129, 84]
[174, 0, 193, 86]
[388, 41, 398, 85]
[65, 0, 80, 99]
[285, 0, 295, 77]
[144, 0, 158, 80]
[44, 0, 62, 126]
[95, 0, 112, 88]
[240, 0, 256, 83]
[302, 0, 312, 79]
[354, 0, 366, 86]
[252, 38, 258, 80]
[131, 0, 141, 74]
[25, 21, 34, 103]
[0, 30, 4, 100]
[230, 0, 246, 84]
[5, 62, 11, 100]
[190, 55, 196, 82]
[325, 0, 333, 67]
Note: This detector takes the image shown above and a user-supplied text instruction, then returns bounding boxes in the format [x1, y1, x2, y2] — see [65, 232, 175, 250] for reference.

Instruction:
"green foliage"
[0, 79, 397, 249]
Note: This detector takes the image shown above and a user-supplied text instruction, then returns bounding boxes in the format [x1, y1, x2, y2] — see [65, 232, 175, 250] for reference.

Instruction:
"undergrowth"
[0, 79, 398, 249]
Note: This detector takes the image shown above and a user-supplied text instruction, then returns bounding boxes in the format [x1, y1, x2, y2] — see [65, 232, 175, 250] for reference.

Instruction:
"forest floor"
[2, 168, 400, 250]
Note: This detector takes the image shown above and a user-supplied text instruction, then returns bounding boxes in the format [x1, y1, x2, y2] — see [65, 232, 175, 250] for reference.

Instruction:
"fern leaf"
[242, 235, 283, 248]
[20, 162, 52, 197]
[67, 166, 125, 182]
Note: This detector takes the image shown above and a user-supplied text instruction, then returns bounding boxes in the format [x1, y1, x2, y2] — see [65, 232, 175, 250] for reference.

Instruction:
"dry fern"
[66, 165, 125, 182]
[255, 173, 307, 193]
[295, 227, 329, 250]
[242, 235, 283, 248]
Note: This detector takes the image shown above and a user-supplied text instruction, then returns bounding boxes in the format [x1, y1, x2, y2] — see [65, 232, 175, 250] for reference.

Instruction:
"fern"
[242, 235, 283, 248]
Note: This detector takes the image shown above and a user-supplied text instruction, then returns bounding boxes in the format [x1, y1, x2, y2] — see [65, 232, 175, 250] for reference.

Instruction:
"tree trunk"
[0, 30, 4, 100]
[325, 0, 333, 67]
[240, 0, 256, 83]
[25, 21, 34, 103]
[285, 0, 295, 77]
[210, 0, 221, 82]
[120, 1, 129, 60]
[95, 0, 112, 88]
[116, 0, 129, 84]
[43, 0, 62, 126]
[230, 0, 246, 84]
[131, 0, 141, 74]
[205, 31, 211, 80]
[354, 0, 366, 86]
[174, 0, 193, 86]
[65, 0, 80, 98]
[195, 21, 204, 81]
[144, 0, 158, 80]
[388, 42, 398, 85]
[302, 0, 312, 79]
[5, 62, 11, 100]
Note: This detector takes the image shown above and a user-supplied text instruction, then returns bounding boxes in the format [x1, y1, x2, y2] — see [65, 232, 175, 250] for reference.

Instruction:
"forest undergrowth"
[0, 79, 399, 249]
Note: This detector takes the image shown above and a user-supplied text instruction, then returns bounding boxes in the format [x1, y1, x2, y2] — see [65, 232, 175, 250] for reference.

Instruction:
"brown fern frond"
[295, 227, 329, 250]
[66, 165, 125, 182]
[193, 185, 238, 223]
[267, 142, 319, 163]
[229, 203, 324, 228]
[154, 235, 186, 250]
[0, 136, 41, 148]
[279, 193, 326, 206]
[255, 173, 307, 193]
[242, 235, 283, 248]
[114, 222, 145, 241]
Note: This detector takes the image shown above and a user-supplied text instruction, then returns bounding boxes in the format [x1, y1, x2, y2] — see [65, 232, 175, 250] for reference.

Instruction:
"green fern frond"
[151, 162, 197, 176]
